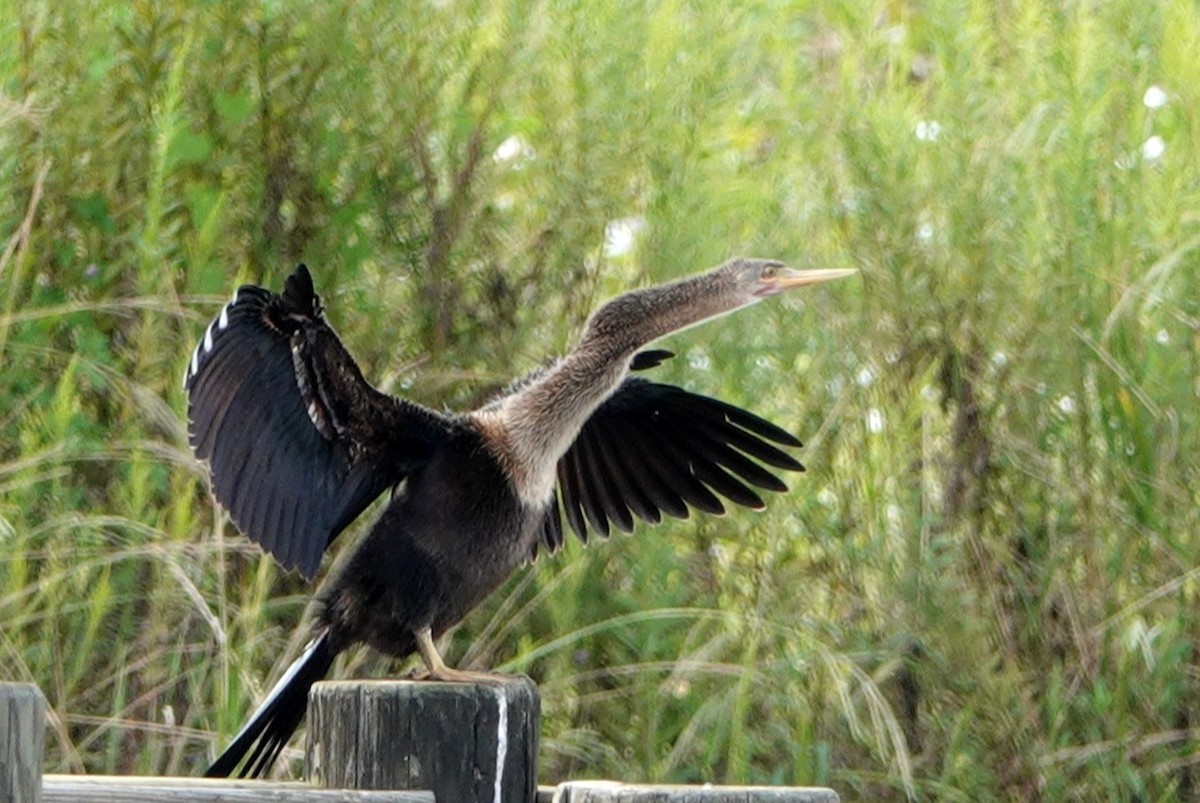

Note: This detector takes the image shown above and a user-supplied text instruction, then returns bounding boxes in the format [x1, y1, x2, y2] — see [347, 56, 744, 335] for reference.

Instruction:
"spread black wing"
[541, 352, 804, 552]
[184, 264, 445, 579]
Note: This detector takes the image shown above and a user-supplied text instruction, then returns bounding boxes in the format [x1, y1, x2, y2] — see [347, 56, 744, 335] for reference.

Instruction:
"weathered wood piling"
[306, 677, 540, 802]
[547, 782, 841, 802]
[2, 679, 840, 802]
[1, 682, 45, 803]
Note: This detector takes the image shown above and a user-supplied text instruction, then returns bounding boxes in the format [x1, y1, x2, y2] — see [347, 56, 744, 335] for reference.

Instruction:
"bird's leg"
[411, 627, 506, 684]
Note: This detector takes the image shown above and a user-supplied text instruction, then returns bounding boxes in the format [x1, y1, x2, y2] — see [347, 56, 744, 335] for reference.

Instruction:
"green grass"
[2, 0, 1199, 798]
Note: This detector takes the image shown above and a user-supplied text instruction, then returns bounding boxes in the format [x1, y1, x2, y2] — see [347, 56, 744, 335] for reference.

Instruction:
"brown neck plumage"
[477, 266, 744, 505]
[579, 268, 738, 361]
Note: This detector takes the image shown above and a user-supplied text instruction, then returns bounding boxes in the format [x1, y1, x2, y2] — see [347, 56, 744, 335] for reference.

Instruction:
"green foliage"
[2, 0, 1199, 798]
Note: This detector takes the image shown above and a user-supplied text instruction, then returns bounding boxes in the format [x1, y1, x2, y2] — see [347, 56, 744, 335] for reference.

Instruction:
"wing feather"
[552, 362, 804, 544]
[618, 434, 690, 520]
[584, 427, 636, 534]
[631, 415, 727, 515]
[594, 428, 658, 526]
[673, 392, 803, 448]
[185, 264, 445, 579]
[558, 449, 589, 544]
[575, 432, 614, 538]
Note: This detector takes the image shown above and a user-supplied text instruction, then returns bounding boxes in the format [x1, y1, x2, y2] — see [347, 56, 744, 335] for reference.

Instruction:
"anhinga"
[185, 257, 853, 777]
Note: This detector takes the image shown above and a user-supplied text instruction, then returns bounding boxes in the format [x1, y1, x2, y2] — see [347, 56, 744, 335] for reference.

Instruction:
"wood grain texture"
[550, 783, 840, 803]
[41, 776, 433, 802]
[1, 682, 46, 803]
[306, 677, 539, 803]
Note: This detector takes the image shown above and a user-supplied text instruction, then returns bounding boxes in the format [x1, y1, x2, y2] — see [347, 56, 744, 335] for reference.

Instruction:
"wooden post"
[549, 783, 841, 802]
[306, 677, 539, 803]
[41, 776, 434, 802]
[1, 682, 46, 803]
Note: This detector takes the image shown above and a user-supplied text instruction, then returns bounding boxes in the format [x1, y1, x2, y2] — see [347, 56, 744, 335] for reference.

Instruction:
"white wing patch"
[183, 289, 241, 389]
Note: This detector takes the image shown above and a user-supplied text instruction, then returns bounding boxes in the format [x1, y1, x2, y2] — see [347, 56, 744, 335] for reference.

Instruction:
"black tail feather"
[206, 630, 336, 778]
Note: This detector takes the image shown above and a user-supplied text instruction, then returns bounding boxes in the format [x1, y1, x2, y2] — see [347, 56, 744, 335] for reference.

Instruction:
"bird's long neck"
[477, 269, 736, 505]
[581, 269, 736, 358]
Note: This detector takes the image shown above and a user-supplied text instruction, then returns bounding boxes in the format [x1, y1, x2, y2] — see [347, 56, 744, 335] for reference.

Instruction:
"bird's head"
[584, 256, 856, 354]
[719, 257, 857, 302]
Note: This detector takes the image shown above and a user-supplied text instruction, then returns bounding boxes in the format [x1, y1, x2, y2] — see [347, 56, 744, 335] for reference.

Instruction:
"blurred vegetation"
[2, 0, 1198, 798]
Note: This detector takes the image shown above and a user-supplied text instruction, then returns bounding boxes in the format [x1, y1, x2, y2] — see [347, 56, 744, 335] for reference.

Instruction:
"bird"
[184, 257, 854, 777]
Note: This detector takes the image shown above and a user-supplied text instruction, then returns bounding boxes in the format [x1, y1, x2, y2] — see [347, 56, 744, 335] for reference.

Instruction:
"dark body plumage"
[186, 259, 851, 777]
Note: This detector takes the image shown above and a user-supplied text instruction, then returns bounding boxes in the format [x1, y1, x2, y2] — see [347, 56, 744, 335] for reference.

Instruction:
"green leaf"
[167, 129, 213, 169]
[68, 193, 117, 235]
[214, 91, 254, 125]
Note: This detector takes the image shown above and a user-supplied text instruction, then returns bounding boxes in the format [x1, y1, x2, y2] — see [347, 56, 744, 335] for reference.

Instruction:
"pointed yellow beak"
[767, 267, 858, 290]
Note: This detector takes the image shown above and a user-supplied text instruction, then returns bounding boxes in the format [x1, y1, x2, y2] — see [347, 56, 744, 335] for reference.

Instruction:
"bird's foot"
[405, 665, 508, 685]
[410, 626, 508, 685]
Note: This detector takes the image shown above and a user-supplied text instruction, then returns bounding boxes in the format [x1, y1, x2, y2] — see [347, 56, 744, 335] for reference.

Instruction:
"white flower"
[603, 216, 644, 257]
[686, 347, 710, 371]
[915, 120, 942, 142]
[1142, 135, 1165, 162]
[1143, 85, 1168, 109]
[493, 135, 532, 163]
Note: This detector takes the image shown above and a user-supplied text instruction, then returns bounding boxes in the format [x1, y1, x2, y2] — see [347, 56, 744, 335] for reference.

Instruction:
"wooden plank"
[1, 682, 46, 803]
[549, 782, 841, 802]
[307, 677, 540, 803]
[42, 775, 433, 802]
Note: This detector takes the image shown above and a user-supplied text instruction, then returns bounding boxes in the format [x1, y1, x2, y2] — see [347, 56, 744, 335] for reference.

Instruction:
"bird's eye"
[761, 265, 777, 279]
